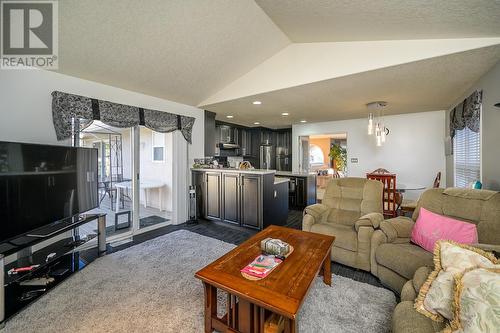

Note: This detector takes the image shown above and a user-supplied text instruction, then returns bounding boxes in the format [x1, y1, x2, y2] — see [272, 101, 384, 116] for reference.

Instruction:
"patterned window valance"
[51, 91, 195, 143]
[449, 90, 482, 138]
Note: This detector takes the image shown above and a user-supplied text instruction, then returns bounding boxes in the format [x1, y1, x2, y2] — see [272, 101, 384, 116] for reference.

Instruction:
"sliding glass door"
[76, 122, 173, 241]
[78, 121, 134, 238]
[136, 128, 173, 231]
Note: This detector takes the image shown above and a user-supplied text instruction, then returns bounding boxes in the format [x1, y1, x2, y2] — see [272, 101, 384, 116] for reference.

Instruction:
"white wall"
[445, 60, 500, 190]
[0, 69, 204, 223]
[293, 110, 446, 199]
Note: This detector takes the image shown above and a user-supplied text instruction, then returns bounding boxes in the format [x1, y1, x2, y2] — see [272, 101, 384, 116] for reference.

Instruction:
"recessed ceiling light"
[226, 115, 234, 118]
[281, 112, 289, 116]
[254, 122, 260, 125]
[300, 120, 307, 123]
[252, 101, 262, 105]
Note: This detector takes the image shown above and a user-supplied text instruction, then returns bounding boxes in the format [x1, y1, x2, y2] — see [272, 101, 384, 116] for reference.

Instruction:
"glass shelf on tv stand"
[0, 214, 107, 328]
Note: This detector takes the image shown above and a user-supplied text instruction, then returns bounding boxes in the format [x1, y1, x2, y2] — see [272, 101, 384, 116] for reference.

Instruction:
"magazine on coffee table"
[240, 254, 283, 279]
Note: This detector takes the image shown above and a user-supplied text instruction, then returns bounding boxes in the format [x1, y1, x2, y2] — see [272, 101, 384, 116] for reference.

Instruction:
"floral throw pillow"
[446, 268, 500, 333]
[414, 240, 499, 322]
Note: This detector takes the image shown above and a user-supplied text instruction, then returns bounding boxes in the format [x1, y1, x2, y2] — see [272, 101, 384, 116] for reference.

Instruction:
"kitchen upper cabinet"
[218, 125, 232, 143]
[276, 129, 292, 152]
[205, 172, 221, 220]
[216, 124, 239, 144]
[240, 174, 261, 228]
[260, 130, 273, 145]
[222, 173, 239, 224]
[240, 129, 252, 157]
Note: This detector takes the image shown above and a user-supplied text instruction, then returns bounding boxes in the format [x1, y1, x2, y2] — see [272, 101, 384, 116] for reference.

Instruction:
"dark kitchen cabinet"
[295, 177, 307, 208]
[205, 172, 221, 220]
[276, 129, 291, 153]
[240, 174, 261, 228]
[192, 170, 288, 229]
[240, 129, 252, 157]
[218, 125, 232, 143]
[222, 172, 239, 224]
[277, 173, 316, 210]
[192, 171, 206, 217]
[204, 111, 216, 156]
[260, 130, 273, 144]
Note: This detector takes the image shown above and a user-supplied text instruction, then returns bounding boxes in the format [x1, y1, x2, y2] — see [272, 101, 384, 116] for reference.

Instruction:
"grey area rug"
[4, 230, 395, 333]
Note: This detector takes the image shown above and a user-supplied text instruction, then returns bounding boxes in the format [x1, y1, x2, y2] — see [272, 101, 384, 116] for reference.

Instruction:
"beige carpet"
[4, 230, 395, 333]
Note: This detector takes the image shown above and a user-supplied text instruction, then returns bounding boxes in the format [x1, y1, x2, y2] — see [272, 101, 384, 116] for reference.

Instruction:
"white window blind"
[454, 126, 480, 188]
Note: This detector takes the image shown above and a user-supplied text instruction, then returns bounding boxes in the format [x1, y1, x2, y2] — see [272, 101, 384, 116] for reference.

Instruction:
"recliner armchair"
[302, 178, 384, 271]
[371, 187, 500, 293]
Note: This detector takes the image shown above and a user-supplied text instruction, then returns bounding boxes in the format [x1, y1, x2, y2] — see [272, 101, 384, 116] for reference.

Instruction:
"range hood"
[217, 142, 240, 150]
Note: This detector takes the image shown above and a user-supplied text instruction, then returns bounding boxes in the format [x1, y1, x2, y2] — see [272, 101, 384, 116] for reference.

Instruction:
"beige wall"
[445, 60, 500, 190]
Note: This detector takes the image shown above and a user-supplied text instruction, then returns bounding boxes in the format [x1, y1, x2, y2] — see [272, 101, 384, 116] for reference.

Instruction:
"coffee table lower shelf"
[203, 258, 331, 333]
[203, 282, 297, 333]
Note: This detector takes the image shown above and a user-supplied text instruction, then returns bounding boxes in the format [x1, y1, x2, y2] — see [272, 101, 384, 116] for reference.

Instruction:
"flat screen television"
[0, 141, 98, 243]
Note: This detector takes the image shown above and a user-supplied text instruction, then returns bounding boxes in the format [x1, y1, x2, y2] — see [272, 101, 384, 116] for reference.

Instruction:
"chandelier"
[367, 101, 390, 146]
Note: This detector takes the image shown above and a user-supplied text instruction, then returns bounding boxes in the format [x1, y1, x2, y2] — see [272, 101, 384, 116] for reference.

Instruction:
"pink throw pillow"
[411, 208, 478, 252]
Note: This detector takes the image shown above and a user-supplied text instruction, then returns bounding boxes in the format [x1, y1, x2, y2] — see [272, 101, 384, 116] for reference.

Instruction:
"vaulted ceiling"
[57, 1, 500, 127]
[255, 0, 500, 42]
[58, 0, 289, 106]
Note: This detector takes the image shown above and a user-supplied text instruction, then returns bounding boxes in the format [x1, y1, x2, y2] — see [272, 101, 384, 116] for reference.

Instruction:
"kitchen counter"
[275, 171, 316, 177]
[274, 177, 290, 185]
[191, 168, 275, 175]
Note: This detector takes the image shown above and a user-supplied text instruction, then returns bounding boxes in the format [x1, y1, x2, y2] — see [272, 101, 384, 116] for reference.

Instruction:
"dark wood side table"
[195, 225, 335, 333]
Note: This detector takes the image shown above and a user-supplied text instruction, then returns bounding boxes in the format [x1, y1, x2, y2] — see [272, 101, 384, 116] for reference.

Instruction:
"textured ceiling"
[55, 0, 500, 127]
[204, 46, 500, 128]
[57, 0, 289, 106]
[256, 0, 500, 42]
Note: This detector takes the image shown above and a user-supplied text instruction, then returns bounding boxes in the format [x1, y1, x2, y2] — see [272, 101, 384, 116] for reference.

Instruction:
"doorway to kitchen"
[298, 133, 348, 203]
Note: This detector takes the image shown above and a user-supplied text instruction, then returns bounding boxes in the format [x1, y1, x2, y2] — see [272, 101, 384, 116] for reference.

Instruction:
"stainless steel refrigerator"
[275, 147, 291, 171]
[259, 144, 274, 170]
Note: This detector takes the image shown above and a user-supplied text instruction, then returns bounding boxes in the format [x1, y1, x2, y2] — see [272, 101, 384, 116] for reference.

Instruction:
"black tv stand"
[0, 214, 107, 329]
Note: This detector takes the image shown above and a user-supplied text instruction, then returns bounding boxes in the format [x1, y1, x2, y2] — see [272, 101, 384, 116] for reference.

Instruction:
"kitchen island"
[191, 168, 289, 230]
[275, 171, 317, 210]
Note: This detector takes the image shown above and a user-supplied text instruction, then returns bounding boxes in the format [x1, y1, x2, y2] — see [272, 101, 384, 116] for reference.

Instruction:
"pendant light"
[366, 101, 389, 146]
[368, 113, 374, 135]
[375, 123, 382, 147]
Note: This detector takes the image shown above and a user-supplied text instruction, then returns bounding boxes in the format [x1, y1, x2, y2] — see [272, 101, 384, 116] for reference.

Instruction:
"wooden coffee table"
[195, 225, 335, 333]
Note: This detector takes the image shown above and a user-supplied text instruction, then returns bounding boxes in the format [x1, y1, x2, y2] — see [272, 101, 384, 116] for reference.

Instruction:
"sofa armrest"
[302, 204, 330, 232]
[473, 243, 500, 254]
[401, 266, 433, 302]
[303, 203, 329, 222]
[355, 212, 384, 232]
[379, 217, 415, 242]
[370, 230, 388, 276]
[412, 266, 433, 292]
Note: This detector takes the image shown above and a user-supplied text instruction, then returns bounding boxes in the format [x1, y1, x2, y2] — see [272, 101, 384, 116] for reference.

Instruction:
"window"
[309, 144, 324, 166]
[152, 132, 165, 162]
[454, 126, 480, 188]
